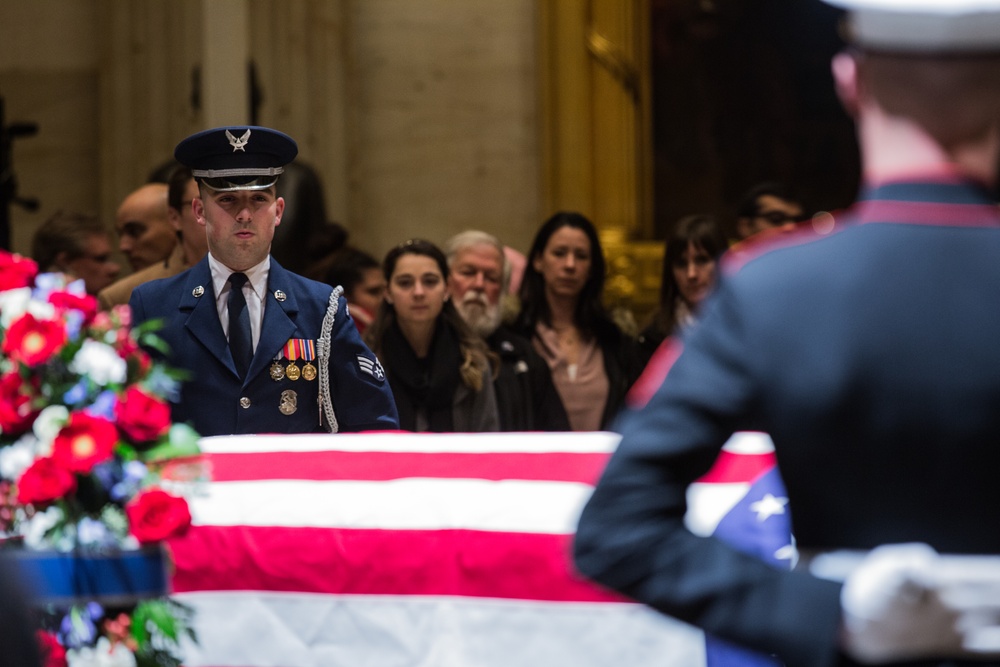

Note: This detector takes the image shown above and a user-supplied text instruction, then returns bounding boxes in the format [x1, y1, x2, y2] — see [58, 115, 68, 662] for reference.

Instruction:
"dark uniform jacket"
[575, 176, 1000, 667]
[487, 325, 569, 432]
[129, 256, 398, 436]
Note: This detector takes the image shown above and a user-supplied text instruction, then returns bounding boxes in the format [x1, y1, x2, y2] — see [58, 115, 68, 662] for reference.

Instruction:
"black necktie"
[228, 272, 253, 379]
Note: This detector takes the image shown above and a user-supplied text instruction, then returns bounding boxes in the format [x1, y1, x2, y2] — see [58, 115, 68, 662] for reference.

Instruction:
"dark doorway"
[649, 0, 860, 237]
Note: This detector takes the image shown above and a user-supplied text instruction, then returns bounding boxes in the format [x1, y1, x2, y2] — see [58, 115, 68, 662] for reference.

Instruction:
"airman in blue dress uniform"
[130, 126, 398, 436]
[575, 1, 1000, 666]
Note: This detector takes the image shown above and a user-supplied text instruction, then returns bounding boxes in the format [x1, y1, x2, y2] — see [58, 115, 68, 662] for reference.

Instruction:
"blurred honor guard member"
[575, 2, 1000, 667]
[129, 126, 398, 436]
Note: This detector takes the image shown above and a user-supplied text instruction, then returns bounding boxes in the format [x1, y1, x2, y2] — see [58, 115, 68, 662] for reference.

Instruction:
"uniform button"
[240, 397, 251, 409]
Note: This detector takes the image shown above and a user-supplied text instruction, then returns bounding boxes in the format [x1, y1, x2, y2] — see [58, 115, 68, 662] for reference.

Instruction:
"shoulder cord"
[317, 286, 343, 433]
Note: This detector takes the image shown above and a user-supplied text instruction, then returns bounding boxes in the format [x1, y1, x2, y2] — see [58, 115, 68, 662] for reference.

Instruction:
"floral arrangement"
[0, 250, 203, 667]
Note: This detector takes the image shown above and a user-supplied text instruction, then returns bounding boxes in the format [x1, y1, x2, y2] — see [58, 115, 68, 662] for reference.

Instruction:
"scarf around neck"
[382, 319, 461, 432]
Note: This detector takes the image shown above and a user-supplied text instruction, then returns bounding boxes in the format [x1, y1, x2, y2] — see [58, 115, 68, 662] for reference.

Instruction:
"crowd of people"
[30, 139, 810, 437]
[16, 0, 1000, 665]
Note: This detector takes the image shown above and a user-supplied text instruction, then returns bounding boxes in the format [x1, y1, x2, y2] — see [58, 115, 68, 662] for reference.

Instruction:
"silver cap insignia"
[226, 128, 251, 152]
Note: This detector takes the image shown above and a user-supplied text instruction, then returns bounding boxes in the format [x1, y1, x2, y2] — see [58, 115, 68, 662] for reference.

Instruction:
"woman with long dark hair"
[639, 214, 728, 358]
[365, 239, 499, 432]
[515, 212, 643, 431]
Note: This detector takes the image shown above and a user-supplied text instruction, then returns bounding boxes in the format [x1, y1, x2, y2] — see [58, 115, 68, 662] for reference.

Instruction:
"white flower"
[33, 405, 69, 451]
[0, 287, 32, 327]
[69, 340, 127, 387]
[21, 505, 65, 550]
[67, 637, 137, 667]
[0, 436, 36, 480]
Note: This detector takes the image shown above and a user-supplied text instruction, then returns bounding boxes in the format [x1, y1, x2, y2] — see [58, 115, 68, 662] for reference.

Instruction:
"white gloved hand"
[840, 543, 1000, 664]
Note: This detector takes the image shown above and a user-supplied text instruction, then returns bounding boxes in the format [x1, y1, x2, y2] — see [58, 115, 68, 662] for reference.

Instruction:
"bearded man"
[445, 230, 568, 432]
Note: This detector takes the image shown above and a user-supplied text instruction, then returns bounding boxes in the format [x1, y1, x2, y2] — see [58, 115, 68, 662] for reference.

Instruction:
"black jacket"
[487, 325, 570, 432]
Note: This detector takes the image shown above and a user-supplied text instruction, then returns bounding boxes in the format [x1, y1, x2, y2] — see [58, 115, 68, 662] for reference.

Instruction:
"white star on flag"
[749, 493, 788, 522]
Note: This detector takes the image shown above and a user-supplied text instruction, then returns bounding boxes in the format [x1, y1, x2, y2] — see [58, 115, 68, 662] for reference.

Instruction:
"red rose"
[48, 290, 98, 322]
[126, 488, 192, 543]
[36, 630, 67, 667]
[1, 312, 67, 367]
[0, 251, 38, 290]
[17, 457, 77, 505]
[0, 371, 38, 436]
[51, 412, 118, 473]
[115, 386, 171, 444]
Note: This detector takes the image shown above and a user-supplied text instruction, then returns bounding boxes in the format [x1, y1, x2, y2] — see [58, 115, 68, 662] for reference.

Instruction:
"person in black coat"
[515, 212, 643, 431]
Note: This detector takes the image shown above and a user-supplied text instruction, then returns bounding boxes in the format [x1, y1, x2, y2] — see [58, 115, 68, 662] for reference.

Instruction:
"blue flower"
[62, 379, 89, 407]
[58, 602, 104, 649]
[111, 461, 148, 503]
[88, 390, 118, 420]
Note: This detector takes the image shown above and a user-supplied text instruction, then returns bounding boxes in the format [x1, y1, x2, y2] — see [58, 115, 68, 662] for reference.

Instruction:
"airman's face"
[193, 187, 284, 271]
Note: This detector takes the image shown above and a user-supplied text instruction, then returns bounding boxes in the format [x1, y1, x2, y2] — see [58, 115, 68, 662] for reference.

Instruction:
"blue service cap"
[822, 0, 1000, 52]
[174, 126, 298, 192]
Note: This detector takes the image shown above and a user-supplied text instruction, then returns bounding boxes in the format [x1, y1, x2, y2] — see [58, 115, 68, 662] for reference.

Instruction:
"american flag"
[168, 430, 789, 667]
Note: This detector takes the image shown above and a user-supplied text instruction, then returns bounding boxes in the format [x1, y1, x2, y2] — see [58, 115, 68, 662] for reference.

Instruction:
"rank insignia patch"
[357, 355, 385, 382]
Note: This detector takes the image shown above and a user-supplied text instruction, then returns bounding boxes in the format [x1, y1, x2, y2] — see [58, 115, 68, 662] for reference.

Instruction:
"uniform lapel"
[180, 259, 238, 378]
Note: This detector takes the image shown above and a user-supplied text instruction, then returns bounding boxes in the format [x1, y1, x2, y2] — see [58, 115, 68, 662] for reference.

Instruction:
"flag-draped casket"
[168, 431, 787, 667]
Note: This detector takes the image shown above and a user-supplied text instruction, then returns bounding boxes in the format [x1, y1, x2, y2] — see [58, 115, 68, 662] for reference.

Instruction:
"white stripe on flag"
[189, 478, 595, 533]
[175, 591, 707, 667]
[720, 431, 775, 455]
[197, 430, 623, 454]
[685, 482, 752, 537]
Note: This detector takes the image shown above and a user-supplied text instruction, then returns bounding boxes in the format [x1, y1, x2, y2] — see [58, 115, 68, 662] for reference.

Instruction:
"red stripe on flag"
[206, 451, 612, 484]
[168, 525, 622, 603]
[696, 450, 775, 484]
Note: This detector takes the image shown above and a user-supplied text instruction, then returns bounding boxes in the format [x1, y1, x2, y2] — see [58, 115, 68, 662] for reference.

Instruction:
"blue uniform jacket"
[129, 256, 399, 436]
[575, 175, 1000, 667]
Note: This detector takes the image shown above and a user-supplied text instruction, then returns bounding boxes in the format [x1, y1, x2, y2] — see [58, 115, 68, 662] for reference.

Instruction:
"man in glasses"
[734, 181, 807, 241]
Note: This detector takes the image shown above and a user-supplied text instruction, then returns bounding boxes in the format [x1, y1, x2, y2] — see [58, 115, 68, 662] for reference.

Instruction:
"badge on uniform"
[357, 355, 385, 382]
[277, 339, 318, 382]
[278, 389, 297, 415]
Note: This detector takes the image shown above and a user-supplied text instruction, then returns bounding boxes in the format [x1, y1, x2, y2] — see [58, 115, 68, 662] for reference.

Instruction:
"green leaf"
[140, 424, 201, 462]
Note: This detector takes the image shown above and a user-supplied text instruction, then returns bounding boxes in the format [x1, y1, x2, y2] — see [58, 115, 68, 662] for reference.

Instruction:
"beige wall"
[0, 0, 543, 266]
[0, 0, 101, 255]
[344, 0, 540, 258]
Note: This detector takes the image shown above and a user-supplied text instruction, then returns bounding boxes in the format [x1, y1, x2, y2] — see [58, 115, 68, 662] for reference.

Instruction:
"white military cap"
[822, 0, 1000, 52]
